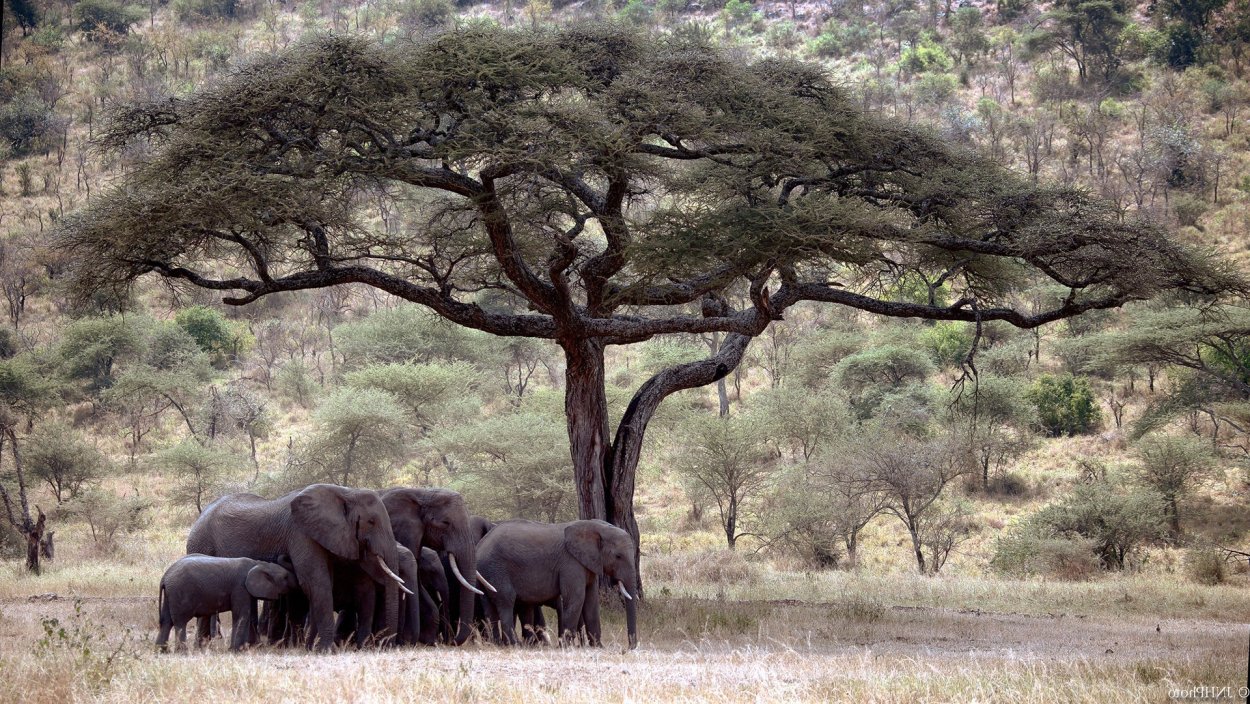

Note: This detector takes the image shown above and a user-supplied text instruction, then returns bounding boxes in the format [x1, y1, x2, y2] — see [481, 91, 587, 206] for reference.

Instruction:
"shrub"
[1027, 373, 1101, 436]
[25, 422, 108, 504]
[992, 534, 1101, 580]
[833, 346, 934, 417]
[1185, 547, 1226, 585]
[171, 0, 252, 22]
[174, 305, 234, 356]
[0, 89, 59, 157]
[1172, 193, 1210, 228]
[900, 36, 953, 74]
[1024, 482, 1166, 569]
[921, 322, 974, 368]
[72, 0, 143, 41]
[396, 0, 454, 29]
[63, 488, 153, 552]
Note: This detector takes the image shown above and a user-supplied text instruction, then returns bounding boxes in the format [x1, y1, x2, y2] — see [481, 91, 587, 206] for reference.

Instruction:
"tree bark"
[605, 332, 755, 593]
[563, 338, 610, 522]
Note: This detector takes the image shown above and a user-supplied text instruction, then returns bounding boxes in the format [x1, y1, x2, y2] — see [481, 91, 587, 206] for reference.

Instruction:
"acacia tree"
[55, 26, 1236, 584]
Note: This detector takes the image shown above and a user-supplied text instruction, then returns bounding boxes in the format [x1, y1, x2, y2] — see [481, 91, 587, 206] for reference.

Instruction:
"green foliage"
[308, 387, 411, 486]
[149, 440, 244, 513]
[145, 322, 211, 375]
[790, 328, 864, 388]
[1171, 193, 1209, 228]
[914, 73, 959, 105]
[343, 361, 483, 432]
[991, 533, 1101, 580]
[950, 7, 990, 64]
[434, 410, 573, 522]
[63, 487, 153, 552]
[275, 360, 317, 407]
[996, 0, 1033, 22]
[721, 0, 754, 27]
[59, 316, 143, 392]
[25, 422, 108, 503]
[0, 326, 17, 359]
[171, 0, 252, 22]
[174, 305, 235, 358]
[1016, 481, 1166, 569]
[920, 322, 974, 368]
[807, 22, 872, 58]
[396, 0, 454, 29]
[1185, 547, 1226, 585]
[751, 385, 850, 462]
[833, 346, 935, 418]
[1134, 435, 1215, 534]
[618, 0, 653, 25]
[0, 89, 60, 157]
[1027, 373, 1100, 436]
[335, 305, 492, 369]
[672, 413, 775, 549]
[9, 0, 41, 32]
[72, 0, 144, 41]
[900, 35, 954, 74]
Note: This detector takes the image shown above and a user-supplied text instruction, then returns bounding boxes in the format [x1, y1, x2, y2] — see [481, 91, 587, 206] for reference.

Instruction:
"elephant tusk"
[617, 582, 633, 601]
[476, 571, 498, 593]
[376, 555, 414, 595]
[448, 554, 484, 596]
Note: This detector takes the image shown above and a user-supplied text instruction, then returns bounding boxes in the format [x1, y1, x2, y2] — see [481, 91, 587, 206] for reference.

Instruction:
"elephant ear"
[564, 522, 604, 575]
[291, 485, 360, 560]
[246, 565, 288, 601]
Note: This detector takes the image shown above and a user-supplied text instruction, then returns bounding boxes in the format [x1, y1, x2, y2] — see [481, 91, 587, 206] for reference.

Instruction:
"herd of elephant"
[154, 484, 639, 652]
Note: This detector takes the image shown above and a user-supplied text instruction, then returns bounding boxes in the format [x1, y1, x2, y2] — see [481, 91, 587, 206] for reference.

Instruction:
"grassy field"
[0, 522, 1246, 703]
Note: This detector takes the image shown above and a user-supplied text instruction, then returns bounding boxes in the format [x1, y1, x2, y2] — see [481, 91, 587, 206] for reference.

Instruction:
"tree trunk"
[604, 332, 756, 595]
[907, 516, 927, 574]
[23, 508, 45, 574]
[725, 495, 737, 550]
[562, 338, 610, 522]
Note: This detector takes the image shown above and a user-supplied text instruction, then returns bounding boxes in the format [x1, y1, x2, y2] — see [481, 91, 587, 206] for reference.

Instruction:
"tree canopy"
[54, 24, 1242, 567]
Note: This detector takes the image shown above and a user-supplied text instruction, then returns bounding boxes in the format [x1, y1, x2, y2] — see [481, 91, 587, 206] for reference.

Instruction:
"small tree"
[856, 431, 972, 574]
[769, 452, 887, 569]
[1027, 373, 1101, 436]
[25, 423, 108, 504]
[150, 440, 245, 513]
[0, 356, 57, 572]
[433, 411, 572, 521]
[833, 346, 935, 418]
[673, 413, 775, 549]
[1024, 481, 1166, 569]
[1134, 435, 1215, 535]
[344, 361, 483, 435]
[309, 387, 410, 486]
[947, 376, 1036, 489]
[63, 488, 153, 552]
[58, 316, 143, 393]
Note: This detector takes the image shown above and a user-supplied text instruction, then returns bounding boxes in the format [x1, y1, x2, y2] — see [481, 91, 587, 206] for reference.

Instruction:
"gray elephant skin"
[186, 483, 407, 650]
[441, 514, 494, 642]
[157, 554, 298, 652]
[382, 488, 490, 645]
[478, 519, 638, 649]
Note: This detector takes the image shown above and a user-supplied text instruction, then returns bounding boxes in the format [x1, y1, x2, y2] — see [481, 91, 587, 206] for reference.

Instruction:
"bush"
[1185, 547, 1226, 585]
[171, 0, 252, 22]
[992, 534, 1101, 580]
[644, 550, 759, 587]
[174, 305, 235, 359]
[72, 0, 144, 41]
[1172, 193, 1210, 228]
[921, 322, 974, 368]
[0, 89, 59, 157]
[1023, 482, 1166, 569]
[396, 0, 454, 29]
[1027, 373, 1101, 436]
[25, 423, 108, 504]
[900, 36, 954, 74]
[63, 488, 152, 552]
[833, 346, 934, 418]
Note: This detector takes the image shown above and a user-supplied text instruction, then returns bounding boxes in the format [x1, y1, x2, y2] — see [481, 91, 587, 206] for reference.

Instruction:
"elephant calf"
[157, 554, 299, 652]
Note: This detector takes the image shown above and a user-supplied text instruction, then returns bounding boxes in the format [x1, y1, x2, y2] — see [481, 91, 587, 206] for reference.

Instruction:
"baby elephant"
[157, 554, 299, 652]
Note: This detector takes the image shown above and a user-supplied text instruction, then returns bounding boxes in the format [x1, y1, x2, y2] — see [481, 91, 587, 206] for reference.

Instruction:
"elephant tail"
[158, 583, 169, 628]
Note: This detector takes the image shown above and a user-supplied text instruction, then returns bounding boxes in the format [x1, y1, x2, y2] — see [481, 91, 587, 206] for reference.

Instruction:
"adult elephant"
[441, 514, 495, 643]
[415, 547, 450, 645]
[381, 488, 493, 645]
[187, 484, 408, 650]
[478, 519, 638, 649]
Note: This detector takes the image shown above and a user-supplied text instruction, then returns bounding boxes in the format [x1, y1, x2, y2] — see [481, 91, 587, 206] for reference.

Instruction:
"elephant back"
[185, 492, 290, 559]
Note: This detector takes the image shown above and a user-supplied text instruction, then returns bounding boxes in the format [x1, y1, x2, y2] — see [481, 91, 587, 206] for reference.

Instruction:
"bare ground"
[0, 594, 1242, 703]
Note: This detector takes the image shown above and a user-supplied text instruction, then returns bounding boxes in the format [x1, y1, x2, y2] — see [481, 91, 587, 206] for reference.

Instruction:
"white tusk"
[448, 554, 484, 596]
[377, 555, 414, 595]
[476, 571, 498, 593]
[617, 582, 633, 601]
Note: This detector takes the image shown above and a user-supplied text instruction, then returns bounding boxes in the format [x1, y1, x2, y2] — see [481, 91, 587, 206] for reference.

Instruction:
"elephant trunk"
[448, 540, 477, 645]
[362, 542, 402, 643]
[624, 584, 638, 650]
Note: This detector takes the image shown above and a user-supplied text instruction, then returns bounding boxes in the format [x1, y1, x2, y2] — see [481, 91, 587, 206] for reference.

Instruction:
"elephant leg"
[582, 586, 602, 647]
[229, 599, 252, 652]
[195, 616, 212, 648]
[481, 593, 503, 645]
[557, 583, 587, 647]
[174, 618, 189, 652]
[355, 582, 377, 647]
[498, 599, 518, 646]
